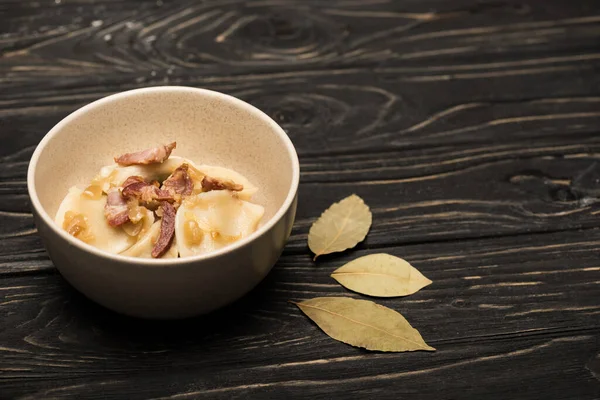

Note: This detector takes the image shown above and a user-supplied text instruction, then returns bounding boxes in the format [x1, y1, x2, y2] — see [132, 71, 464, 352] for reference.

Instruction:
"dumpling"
[92, 157, 257, 201]
[121, 207, 155, 238]
[93, 156, 190, 193]
[121, 221, 178, 259]
[175, 191, 264, 257]
[55, 187, 137, 253]
[190, 164, 258, 200]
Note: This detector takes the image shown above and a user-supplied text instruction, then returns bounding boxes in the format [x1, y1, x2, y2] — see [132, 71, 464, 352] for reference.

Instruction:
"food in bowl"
[55, 142, 264, 259]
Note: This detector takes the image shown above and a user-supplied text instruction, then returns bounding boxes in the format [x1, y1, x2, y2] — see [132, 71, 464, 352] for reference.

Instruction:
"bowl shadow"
[58, 263, 286, 353]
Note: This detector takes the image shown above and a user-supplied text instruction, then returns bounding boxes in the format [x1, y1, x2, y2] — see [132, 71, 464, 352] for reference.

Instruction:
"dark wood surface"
[1, 0, 600, 398]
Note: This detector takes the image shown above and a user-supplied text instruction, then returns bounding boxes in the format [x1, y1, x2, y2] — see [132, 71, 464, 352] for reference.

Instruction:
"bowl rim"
[27, 85, 300, 266]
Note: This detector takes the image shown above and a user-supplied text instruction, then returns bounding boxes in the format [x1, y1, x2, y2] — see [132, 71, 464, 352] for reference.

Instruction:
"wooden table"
[1, 0, 600, 398]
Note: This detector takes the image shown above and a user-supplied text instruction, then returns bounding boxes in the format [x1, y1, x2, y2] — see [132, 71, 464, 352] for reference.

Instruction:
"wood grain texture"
[1, 0, 600, 399]
[1, 229, 600, 399]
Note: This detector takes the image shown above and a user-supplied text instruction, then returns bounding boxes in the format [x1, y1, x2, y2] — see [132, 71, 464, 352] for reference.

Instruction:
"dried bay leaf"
[308, 194, 372, 260]
[294, 297, 435, 352]
[331, 253, 432, 297]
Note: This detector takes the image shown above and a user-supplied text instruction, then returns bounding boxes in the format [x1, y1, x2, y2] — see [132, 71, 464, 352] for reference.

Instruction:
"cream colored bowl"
[27, 86, 299, 319]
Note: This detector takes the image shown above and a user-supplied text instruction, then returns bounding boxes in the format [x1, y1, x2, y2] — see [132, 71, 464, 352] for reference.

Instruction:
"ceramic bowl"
[27, 86, 299, 319]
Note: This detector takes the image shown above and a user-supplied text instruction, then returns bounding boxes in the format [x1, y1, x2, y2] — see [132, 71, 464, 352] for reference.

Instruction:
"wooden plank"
[2, 0, 600, 79]
[0, 228, 599, 398]
[2, 59, 600, 157]
[2, 60, 600, 267]
[4, 126, 600, 273]
[0, 335, 598, 399]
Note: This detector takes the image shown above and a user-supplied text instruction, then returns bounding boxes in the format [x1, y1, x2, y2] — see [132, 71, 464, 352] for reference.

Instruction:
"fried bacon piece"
[104, 188, 130, 227]
[162, 163, 193, 197]
[114, 142, 176, 166]
[122, 175, 145, 187]
[123, 176, 161, 189]
[121, 176, 174, 209]
[201, 176, 243, 192]
[151, 201, 176, 258]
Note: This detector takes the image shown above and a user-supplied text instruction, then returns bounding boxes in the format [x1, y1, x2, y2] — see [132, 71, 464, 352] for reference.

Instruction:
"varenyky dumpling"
[121, 221, 178, 258]
[190, 164, 258, 200]
[92, 157, 258, 199]
[94, 156, 191, 193]
[175, 191, 265, 257]
[55, 187, 142, 253]
[55, 142, 264, 259]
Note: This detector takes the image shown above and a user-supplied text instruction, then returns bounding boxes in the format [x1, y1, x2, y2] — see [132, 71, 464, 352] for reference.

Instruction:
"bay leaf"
[294, 297, 435, 352]
[331, 253, 432, 297]
[308, 194, 372, 260]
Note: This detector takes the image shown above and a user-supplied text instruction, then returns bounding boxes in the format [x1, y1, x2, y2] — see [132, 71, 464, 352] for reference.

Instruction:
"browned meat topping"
[122, 178, 175, 209]
[162, 163, 193, 197]
[151, 201, 176, 258]
[201, 176, 243, 192]
[104, 188, 130, 227]
[122, 175, 146, 187]
[103, 138, 247, 257]
[114, 142, 176, 166]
